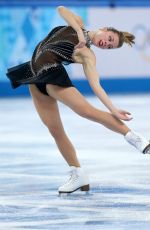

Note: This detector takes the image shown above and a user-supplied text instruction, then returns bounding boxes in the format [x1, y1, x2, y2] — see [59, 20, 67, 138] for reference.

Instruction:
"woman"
[7, 6, 150, 194]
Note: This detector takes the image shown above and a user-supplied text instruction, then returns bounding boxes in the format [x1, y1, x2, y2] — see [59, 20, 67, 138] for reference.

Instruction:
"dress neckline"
[82, 28, 92, 48]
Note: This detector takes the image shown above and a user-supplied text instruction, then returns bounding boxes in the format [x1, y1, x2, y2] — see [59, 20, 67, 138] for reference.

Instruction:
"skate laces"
[67, 169, 79, 183]
[129, 136, 142, 148]
[125, 131, 148, 152]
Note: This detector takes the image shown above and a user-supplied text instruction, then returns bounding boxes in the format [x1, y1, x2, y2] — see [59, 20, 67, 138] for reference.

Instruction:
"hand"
[75, 30, 86, 49]
[112, 109, 133, 121]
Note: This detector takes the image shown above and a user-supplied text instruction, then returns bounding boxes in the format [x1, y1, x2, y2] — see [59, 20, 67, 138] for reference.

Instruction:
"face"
[92, 28, 119, 49]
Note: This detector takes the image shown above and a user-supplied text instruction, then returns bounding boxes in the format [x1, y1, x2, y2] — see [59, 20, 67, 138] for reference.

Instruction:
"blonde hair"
[107, 27, 135, 48]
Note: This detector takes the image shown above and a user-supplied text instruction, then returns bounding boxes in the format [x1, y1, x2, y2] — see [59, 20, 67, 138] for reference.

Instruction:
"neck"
[88, 30, 97, 43]
[88, 31, 94, 42]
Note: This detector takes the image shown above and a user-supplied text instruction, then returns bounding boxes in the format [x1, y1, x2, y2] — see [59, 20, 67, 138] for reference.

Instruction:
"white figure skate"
[58, 166, 90, 194]
[125, 131, 150, 154]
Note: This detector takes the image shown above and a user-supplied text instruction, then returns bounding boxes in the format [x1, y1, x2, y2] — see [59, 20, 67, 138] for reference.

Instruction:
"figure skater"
[7, 6, 150, 194]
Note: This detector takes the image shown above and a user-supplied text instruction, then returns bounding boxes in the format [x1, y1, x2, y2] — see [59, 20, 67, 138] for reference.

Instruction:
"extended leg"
[46, 84, 130, 135]
[46, 85, 150, 154]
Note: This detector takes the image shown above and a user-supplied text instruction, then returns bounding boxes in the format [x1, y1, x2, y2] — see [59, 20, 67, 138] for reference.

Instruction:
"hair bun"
[122, 32, 135, 47]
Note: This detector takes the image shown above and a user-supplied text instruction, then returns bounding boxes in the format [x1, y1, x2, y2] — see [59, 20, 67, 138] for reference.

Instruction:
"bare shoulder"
[72, 47, 96, 64]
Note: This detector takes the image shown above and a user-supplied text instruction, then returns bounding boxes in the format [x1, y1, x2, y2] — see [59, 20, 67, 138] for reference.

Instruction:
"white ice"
[0, 94, 150, 230]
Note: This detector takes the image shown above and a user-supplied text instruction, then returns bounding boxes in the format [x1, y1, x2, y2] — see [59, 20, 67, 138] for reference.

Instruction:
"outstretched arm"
[57, 6, 86, 48]
[80, 51, 132, 121]
[57, 6, 84, 29]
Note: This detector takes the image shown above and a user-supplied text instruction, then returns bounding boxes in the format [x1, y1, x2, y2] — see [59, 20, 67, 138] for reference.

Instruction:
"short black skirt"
[6, 61, 74, 96]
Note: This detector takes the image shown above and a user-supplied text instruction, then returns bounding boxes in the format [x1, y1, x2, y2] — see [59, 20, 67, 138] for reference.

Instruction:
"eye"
[109, 36, 112, 42]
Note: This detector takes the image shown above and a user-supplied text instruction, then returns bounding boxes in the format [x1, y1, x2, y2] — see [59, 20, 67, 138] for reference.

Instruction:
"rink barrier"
[0, 1, 150, 7]
[1, 78, 150, 97]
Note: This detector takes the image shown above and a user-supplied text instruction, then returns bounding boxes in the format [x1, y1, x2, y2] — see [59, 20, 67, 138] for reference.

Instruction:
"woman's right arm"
[57, 6, 86, 48]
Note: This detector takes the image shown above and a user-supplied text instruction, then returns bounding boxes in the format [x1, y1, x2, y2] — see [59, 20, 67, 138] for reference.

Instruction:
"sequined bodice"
[31, 26, 92, 77]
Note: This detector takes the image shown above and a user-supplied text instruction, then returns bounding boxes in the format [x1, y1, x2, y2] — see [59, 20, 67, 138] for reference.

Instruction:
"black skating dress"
[6, 26, 92, 95]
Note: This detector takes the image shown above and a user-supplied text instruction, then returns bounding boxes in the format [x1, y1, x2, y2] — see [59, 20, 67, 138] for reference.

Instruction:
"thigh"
[46, 84, 97, 116]
[29, 84, 64, 129]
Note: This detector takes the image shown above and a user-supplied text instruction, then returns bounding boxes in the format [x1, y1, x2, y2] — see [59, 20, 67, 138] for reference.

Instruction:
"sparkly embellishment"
[30, 61, 36, 76]
[34, 42, 42, 62]
[15, 64, 63, 84]
[28, 26, 92, 82]
[36, 63, 60, 76]
[82, 28, 92, 48]
[47, 49, 74, 62]
[45, 26, 67, 44]
[34, 40, 75, 64]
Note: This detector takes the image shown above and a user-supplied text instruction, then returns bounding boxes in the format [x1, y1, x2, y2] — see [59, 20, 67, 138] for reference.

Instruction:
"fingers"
[125, 113, 133, 120]
[119, 110, 131, 115]
[118, 110, 133, 120]
[113, 110, 133, 121]
[125, 112, 131, 115]
[114, 112, 133, 121]
[120, 114, 133, 121]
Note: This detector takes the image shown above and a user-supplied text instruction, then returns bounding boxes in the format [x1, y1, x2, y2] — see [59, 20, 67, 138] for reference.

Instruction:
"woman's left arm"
[57, 6, 85, 48]
[82, 53, 132, 121]
[57, 6, 84, 28]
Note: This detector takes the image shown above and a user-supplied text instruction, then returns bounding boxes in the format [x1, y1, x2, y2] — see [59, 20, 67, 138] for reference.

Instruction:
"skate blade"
[58, 184, 90, 195]
[143, 143, 150, 154]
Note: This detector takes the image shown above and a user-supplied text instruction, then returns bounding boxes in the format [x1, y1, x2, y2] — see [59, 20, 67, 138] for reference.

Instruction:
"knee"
[46, 124, 64, 139]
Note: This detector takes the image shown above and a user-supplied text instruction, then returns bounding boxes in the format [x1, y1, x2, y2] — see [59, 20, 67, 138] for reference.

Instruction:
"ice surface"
[0, 94, 150, 230]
